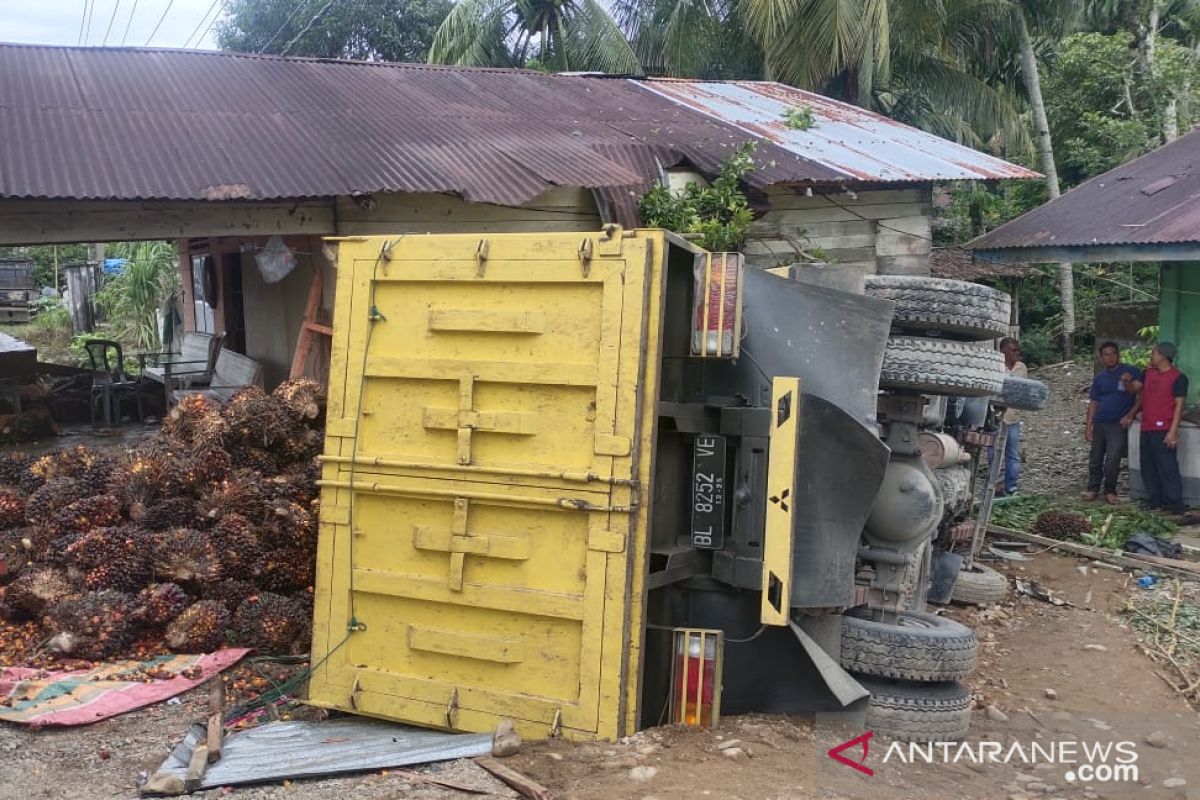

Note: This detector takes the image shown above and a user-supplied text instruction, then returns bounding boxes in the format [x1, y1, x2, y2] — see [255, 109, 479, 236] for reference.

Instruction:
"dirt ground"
[2, 363, 1198, 799]
[1, 550, 1196, 800]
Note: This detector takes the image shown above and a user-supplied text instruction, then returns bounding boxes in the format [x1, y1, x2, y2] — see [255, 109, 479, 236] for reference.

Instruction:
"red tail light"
[692, 253, 743, 359]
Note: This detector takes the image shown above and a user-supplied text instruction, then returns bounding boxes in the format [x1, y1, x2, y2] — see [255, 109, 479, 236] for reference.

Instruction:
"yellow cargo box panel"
[308, 229, 665, 741]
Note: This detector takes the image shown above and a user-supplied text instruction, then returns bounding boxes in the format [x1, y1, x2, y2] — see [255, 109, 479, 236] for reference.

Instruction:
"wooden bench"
[170, 349, 264, 404]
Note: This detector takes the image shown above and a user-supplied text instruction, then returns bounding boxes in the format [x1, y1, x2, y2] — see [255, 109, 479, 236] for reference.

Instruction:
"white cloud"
[0, 0, 226, 49]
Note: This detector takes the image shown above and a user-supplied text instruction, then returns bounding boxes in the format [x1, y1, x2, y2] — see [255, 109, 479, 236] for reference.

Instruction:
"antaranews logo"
[826, 732, 1140, 785]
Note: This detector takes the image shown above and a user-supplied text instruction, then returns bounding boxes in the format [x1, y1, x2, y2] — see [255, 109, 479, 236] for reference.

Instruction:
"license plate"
[692, 434, 726, 549]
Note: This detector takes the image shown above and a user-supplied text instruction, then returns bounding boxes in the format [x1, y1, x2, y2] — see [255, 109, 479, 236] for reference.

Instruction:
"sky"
[0, 0, 223, 50]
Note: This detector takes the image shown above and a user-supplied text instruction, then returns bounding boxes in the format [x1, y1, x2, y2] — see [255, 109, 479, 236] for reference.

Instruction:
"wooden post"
[207, 677, 224, 763]
[64, 264, 95, 334]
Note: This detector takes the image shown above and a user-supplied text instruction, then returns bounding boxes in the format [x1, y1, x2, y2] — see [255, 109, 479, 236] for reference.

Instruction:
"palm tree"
[706, 0, 1028, 151]
[611, 0, 762, 79]
[429, 0, 642, 73]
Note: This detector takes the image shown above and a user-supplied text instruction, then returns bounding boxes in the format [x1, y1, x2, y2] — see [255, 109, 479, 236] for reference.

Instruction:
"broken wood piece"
[986, 525, 1200, 582]
[476, 756, 553, 800]
[207, 714, 223, 764]
[391, 768, 490, 794]
[207, 678, 224, 763]
[184, 743, 209, 792]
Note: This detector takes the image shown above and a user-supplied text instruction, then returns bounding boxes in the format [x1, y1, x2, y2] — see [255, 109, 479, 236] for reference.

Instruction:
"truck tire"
[840, 607, 977, 682]
[880, 337, 1005, 398]
[864, 275, 1011, 340]
[951, 564, 1009, 606]
[855, 675, 973, 742]
[995, 375, 1049, 411]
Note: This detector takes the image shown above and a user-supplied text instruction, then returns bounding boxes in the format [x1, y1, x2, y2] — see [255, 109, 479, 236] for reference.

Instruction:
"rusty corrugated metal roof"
[0, 44, 1033, 209]
[929, 247, 1042, 281]
[636, 80, 1039, 183]
[970, 128, 1200, 252]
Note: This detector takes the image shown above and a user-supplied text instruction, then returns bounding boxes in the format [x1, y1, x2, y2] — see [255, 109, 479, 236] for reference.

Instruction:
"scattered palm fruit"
[1031, 510, 1093, 540]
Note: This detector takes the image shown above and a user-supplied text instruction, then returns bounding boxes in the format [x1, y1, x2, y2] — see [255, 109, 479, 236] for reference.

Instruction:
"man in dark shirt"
[1083, 341, 1141, 504]
[1126, 342, 1190, 516]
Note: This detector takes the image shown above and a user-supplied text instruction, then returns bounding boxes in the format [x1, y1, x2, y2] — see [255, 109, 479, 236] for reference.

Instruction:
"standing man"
[997, 337, 1027, 496]
[1125, 342, 1189, 516]
[1084, 342, 1141, 504]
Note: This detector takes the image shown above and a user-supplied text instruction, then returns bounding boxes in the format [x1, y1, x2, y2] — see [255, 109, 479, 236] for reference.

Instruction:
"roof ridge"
[0, 41, 549, 75]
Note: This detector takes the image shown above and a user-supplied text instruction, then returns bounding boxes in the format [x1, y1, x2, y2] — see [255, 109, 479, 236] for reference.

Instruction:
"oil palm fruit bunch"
[0, 566, 79, 622]
[135, 497, 200, 531]
[47, 494, 122, 538]
[258, 547, 315, 594]
[232, 592, 309, 654]
[223, 386, 295, 452]
[165, 600, 230, 652]
[197, 472, 271, 523]
[162, 394, 223, 449]
[24, 477, 90, 526]
[152, 527, 223, 584]
[0, 527, 33, 582]
[0, 488, 25, 529]
[259, 500, 316, 550]
[271, 378, 325, 423]
[1031, 510, 1093, 540]
[205, 578, 256, 613]
[0, 452, 31, 489]
[132, 582, 189, 628]
[108, 449, 170, 511]
[227, 446, 279, 475]
[173, 447, 233, 495]
[209, 514, 263, 580]
[44, 590, 136, 660]
[82, 541, 152, 593]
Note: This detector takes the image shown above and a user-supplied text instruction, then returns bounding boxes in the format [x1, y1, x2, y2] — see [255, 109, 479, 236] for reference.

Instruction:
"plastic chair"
[84, 339, 142, 425]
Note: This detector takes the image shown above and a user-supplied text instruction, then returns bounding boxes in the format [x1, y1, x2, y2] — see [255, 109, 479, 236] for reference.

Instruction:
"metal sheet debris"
[155, 718, 492, 790]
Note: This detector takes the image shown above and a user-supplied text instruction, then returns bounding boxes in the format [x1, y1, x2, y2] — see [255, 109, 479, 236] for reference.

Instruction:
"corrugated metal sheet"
[929, 247, 1042, 281]
[971, 128, 1200, 251]
[637, 80, 1038, 182]
[160, 719, 492, 788]
[0, 44, 1033, 209]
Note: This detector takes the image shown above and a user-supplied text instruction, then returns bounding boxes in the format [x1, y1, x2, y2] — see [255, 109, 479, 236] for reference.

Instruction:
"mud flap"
[927, 549, 965, 605]
[789, 621, 869, 708]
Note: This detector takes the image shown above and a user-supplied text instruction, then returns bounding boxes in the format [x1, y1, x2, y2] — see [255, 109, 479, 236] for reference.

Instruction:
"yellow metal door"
[308, 229, 662, 741]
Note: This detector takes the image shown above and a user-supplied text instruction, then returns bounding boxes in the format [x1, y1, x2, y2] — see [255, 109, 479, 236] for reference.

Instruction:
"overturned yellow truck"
[308, 228, 1033, 742]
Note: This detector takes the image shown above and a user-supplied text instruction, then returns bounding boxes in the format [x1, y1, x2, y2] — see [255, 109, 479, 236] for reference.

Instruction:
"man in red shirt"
[1125, 342, 1190, 515]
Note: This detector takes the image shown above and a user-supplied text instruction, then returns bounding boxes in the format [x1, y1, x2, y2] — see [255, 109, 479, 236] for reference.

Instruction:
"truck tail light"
[691, 253, 743, 358]
[670, 628, 723, 728]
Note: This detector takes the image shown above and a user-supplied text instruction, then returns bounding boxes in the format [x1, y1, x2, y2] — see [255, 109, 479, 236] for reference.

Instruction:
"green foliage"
[782, 105, 817, 130]
[991, 494, 1175, 548]
[29, 295, 71, 337]
[429, 0, 642, 72]
[638, 143, 757, 251]
[96, 242, 180, 353]
[1123, 324, 1159, 368]
[217, 0, 453, 61]
[612, 0, 762, 79]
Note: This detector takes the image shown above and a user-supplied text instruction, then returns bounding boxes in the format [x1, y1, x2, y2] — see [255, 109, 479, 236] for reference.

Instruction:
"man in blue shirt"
[1084, 341, 1142, 504]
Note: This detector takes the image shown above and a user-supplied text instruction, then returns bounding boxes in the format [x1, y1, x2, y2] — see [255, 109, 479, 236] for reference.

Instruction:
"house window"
[191, 254, 216, 334]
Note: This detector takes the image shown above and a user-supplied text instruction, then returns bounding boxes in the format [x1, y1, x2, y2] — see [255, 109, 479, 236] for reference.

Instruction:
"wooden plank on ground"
[476, 757, 553, 800]
[986, 524, 1200, 582]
